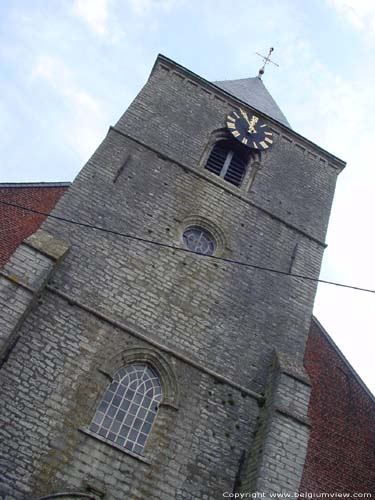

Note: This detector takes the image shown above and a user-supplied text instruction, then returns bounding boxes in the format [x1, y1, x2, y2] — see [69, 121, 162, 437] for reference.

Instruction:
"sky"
[0, 0, 374, 394]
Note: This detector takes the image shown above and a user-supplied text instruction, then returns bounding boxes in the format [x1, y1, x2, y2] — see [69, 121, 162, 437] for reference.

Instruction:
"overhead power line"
[0, 198, 374, 294]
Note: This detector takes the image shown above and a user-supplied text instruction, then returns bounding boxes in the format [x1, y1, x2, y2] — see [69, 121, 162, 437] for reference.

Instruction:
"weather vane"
[256, 47, 279, 77]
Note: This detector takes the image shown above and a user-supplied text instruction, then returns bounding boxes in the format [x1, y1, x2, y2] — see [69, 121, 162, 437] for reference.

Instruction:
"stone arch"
[100, 346, 179, 409]
[176, 214, 227, 257]
[36, 493, 96, 500]
[199, 127, 235, 168]
[199, 127, 262, 191]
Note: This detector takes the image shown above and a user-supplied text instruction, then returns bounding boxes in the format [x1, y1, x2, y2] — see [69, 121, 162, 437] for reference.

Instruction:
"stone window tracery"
[89, 363, 162, 455]
[182, 226, 216, 255]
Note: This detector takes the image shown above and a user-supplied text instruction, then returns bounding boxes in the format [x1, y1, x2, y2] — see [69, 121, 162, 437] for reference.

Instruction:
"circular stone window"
[182, 226, 216, 256]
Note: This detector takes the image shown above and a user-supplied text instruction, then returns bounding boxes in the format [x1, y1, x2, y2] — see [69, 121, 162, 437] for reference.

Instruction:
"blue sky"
[1, 0, 374, 393]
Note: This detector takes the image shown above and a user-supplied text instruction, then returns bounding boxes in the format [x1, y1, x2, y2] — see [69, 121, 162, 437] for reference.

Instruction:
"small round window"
[182, 226, 216, 256]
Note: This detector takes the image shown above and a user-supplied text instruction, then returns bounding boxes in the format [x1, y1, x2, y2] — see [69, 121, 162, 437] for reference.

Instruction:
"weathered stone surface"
[25, 229, 69, 261]
[0, 55, 344, 499]
[0, 231, 69, 364]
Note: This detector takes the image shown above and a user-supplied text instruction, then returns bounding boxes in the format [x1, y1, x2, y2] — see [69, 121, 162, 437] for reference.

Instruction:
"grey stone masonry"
[0, 55, 345, 499]
[0, 229, 69, 364]
[240, 351, 311, 496]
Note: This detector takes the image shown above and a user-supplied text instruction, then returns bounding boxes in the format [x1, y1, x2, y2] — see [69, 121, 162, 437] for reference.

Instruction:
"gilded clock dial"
[226, 108, 273, 150]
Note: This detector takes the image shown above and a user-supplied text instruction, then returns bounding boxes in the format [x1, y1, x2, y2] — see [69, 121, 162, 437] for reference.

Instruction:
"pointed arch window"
[89, 363, 162, 455]
[204, 140, 249, 187]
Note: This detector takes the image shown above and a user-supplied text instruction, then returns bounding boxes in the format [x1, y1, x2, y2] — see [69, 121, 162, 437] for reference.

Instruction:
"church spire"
[213, 47, 289, 127]
[213, 73, 291, 128]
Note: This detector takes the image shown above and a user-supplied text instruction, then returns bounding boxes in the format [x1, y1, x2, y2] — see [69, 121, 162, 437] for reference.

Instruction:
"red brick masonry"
[301, 318, 375, 493]
[0, 184, 69, 267]
[1, 184, 374, 493]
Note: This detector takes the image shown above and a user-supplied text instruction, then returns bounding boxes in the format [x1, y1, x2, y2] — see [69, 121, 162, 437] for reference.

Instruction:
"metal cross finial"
[255, 47, 279, 77]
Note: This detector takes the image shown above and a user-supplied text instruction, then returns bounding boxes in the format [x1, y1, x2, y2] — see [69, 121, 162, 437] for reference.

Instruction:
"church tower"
[0, 55, 345, 499]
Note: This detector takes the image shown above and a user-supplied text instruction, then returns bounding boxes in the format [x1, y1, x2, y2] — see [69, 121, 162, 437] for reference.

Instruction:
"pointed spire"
[213, 76, 291, 128]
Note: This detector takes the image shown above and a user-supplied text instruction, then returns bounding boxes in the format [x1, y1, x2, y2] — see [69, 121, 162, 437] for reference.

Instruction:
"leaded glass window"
[89, 363, 162, 455]
[182, 226, 216, 256]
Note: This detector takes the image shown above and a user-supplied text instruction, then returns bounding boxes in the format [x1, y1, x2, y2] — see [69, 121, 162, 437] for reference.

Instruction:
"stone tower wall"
[0, 55, 344, 499]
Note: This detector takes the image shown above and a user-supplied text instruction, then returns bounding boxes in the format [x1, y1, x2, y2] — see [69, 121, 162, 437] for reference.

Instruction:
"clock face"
[226, 109, 273, 150]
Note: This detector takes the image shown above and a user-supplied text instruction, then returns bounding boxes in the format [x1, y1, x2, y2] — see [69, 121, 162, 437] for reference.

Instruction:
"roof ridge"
[213, 76, 291, 128]
[214, 76, 260, 82]
[0, 182, 71, 188]
[312, 316, 375, 403]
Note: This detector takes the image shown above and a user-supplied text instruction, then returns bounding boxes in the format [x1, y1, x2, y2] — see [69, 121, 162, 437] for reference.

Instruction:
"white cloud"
[62, 87, 105, 158]
[328, 0, 375, 34]
[72, 0, 110, 35]
[31, 55, 70, 83]
[64, 87, 102, 116]
[127, 0, 178, 15]
[31, 55, 106, 160]
[71, 0, 125, 42]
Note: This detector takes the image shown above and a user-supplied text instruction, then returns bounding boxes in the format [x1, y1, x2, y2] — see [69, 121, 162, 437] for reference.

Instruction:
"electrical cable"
[0, 198, 374, 294]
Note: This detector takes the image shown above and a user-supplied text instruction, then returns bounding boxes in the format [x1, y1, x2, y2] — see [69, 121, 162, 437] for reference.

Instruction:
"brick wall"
[0, 184, 69, 267]
[301, 318, 375, 494]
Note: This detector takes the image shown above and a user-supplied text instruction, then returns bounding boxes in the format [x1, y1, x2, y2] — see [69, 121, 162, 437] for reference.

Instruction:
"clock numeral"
[259, 141, 269, 149]
[260, 124, 267, 128]
[265, 137, 273, 144]
[242, 137, 248, 145]
[265, 131, 273, 136]
[253, 141, 259, 149]
[227, 122, 236, 129]
[227, 116, 236, 122]
[233, 131, 241, 138]
[233, 112, 240, 118]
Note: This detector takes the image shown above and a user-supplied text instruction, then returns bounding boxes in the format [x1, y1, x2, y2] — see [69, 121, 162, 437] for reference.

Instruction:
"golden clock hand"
[240, 109, 253, 128]
[240, 108, 249, 120]
[248, 116, 259, 134]
[239, 109, 259, 134]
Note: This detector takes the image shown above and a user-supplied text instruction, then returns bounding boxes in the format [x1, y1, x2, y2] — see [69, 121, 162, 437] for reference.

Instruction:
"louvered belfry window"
[204, 141, 247, 187]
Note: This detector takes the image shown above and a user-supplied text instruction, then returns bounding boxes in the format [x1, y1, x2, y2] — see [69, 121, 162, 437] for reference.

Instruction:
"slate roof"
[214, 76, 291, 128]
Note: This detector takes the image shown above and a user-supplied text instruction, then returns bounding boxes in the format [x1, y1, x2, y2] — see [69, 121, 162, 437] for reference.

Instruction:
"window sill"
[78, 427, 152, 465]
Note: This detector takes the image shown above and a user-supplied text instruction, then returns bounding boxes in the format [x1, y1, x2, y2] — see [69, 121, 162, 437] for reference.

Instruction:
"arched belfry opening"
[205, 140, 248, 186]
[202, 129, 257, 188]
